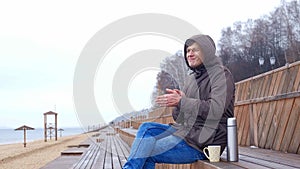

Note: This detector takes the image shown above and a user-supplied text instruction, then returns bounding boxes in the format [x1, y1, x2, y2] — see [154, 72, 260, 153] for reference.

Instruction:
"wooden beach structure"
[14, 125, 35, 147]
[44, 111, 58, 142]
[42, 61, 300, 168]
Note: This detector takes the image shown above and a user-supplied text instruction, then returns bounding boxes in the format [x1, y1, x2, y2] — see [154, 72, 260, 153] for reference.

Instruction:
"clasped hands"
[155, 88, 185, 107]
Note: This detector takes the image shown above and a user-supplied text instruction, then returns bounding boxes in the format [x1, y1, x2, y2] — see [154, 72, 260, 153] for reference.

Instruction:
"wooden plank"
[256, 102, 265, 139]
[113, 136, 130, 166]
[104, 133, 113, 169]
[251, 78, 260, 99]
[239, 154, 298, 169]
[288, 100, 300, 154]
[222, 153, 269, 169]
[257, 101, 270, 148]
[236, 81, 244, 101]
[235, 106, 242, 145]
[116, 135, 131, 157]
[190, 160, 230, 169]
[227, 160, 269, 169]
[72, 142, 93, 169]
[92, 128, 110, 169]
[73, 140, 102, 169]
[235, 106, 242, 126]
[60, 148, 84, 156]
[235, 91, 300, 107]
[244, 80, 251, 100]
[91, 144, 106, 169]
[249, 104, 259, 146]
[245, 122, 250, 146]
[238, 147, 300, 168]
[237, 82, 245, 102]
[259, 101, 276, 148]
[235, 82, 241, 102]
[277, 69, 287, 95]
[237, 106, 247, 145]
[119, 129, 136, 147]
[257, 77, 265, 98]
[262, 74, 272, 97]
[280, 97, 300, 152]
[249, 78, 257, 99]
[41, 156, 83, 169]
[292, 65, 300, 92]
[259, 76, 268, 98]
[110, 135, 122, 169]
[156, 163, 190, 169]
[281, 68, 292, 94]
[242, 146, 300, 161]
[286, 66, 298, 93]
[255, 102, 263, 130]
[257, 76, 264, 98]
[272, 70, 283, 96]
[267, 72, 277, 96]
[272, 98, 294, 151]
[87, 143, 101, 168]
[241, 105, 250, 146]
[264, 99, 285, 149]
[243, 80, 250, 100]
[223, 151, 269, 169]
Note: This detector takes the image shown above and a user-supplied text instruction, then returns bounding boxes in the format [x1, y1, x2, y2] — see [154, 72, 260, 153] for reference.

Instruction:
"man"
[122, 34, 235, 169]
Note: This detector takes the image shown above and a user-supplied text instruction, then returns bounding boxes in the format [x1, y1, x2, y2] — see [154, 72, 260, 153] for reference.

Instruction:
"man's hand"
[155, 88, 185, 107]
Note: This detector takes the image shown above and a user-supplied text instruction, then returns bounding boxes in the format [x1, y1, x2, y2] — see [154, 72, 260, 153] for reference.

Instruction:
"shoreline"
[0, 127, 85, 145]
[0, 133, 84, 146]
[0, 132, 97, 169]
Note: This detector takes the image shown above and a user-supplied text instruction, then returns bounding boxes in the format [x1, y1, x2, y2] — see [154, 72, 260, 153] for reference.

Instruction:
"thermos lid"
[227, 117, 237, 126]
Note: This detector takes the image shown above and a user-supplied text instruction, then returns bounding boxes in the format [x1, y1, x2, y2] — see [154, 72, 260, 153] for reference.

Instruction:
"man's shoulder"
[211, 64, 233, 75]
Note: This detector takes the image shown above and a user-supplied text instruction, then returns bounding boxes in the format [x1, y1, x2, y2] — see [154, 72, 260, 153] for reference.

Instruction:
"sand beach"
[0, 133, 94, 169]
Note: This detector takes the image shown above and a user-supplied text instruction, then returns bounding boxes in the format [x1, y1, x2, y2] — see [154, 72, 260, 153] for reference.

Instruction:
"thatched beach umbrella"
[15, 125, 35, 147]
[58, 128, 64, 137]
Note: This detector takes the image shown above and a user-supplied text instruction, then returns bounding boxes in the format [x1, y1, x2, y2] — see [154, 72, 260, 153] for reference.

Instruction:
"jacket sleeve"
[179, 67, 235, 128]
[172, 104, 184, 124]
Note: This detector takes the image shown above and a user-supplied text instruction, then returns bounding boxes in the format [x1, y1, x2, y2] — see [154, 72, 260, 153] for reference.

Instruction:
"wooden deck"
[41, 126, 130, 169]
[42, 125, 300, 169]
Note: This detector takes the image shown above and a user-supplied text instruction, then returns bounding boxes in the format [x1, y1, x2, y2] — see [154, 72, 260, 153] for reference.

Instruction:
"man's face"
[186, 42, 204, 68]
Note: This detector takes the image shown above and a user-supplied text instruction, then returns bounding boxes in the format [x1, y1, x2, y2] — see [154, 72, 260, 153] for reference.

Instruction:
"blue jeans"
[122, 122, 207, 169]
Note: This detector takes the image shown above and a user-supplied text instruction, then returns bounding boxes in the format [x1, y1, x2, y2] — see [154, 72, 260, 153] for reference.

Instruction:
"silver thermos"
[227, 117, 239, 162]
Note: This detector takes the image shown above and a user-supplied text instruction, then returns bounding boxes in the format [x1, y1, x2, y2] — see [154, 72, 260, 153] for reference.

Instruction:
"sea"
[0, 127, 86, 145]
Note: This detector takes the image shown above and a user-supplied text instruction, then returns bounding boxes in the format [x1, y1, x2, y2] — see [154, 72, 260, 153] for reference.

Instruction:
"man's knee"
[136, 122, 164, 138]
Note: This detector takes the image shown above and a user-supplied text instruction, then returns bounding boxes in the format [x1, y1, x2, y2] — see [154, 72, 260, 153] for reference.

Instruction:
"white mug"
[203, 145, 221, 162]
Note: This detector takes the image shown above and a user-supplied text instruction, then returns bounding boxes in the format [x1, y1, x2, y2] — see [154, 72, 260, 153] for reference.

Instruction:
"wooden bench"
[116, 127, 300, 169]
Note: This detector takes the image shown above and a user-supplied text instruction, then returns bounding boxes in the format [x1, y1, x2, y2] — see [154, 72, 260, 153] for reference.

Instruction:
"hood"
[184, 34, 222, 72]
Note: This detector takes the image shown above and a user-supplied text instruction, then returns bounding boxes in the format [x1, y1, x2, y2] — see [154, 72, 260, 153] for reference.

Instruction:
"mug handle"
[203, 147, 210, 160]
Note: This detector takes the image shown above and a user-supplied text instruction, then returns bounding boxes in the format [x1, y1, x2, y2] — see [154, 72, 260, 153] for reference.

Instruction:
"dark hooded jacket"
[171, 34, 235, 153]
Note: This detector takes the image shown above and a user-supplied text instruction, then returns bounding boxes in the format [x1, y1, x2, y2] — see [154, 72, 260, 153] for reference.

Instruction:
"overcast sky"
[0, 0, 282, 128]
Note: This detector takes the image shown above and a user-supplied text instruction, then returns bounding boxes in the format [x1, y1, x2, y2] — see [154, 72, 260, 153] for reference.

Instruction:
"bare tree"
[218, 0, 300, 82]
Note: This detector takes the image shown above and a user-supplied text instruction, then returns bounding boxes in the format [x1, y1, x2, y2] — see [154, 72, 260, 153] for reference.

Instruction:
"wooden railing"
[117, 61, 300, 155]
[235, 61, 300, 154]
